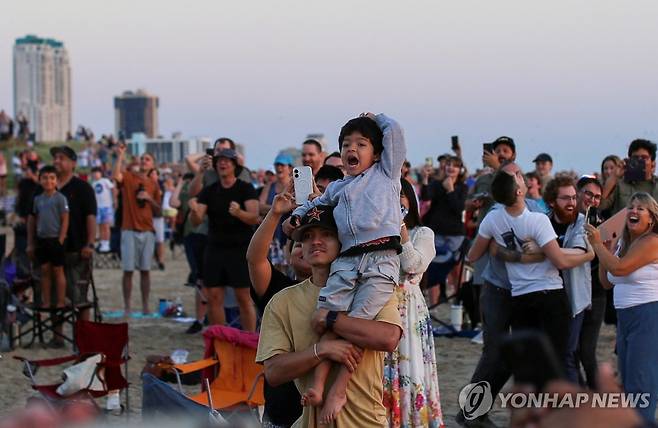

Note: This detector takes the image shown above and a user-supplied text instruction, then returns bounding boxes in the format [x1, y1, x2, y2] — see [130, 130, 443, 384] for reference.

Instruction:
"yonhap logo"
[459, 381, 493, 420]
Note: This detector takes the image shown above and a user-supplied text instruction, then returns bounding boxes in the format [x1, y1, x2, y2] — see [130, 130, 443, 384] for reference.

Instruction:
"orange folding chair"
[170, 326, 264, 420]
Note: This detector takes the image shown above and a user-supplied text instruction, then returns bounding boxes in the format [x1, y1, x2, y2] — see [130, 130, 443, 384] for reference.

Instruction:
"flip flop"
[103, 310, 126, 319]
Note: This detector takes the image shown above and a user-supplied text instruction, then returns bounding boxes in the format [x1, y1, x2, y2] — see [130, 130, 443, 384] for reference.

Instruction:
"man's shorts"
[96, 206, 114, 225]
[121, 230, 155, 272]
[318, 249, 399, 319]
[36, 238, 65, 267]
[203, 244, 250, 288]
[153, 217, 165, 244]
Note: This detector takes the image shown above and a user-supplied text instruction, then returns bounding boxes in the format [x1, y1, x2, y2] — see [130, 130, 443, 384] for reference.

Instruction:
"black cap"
[491, 136, 516, 154]
[533, 153, 553, 163]
[291, 205, 338, 241]
[49, 145, 77, 161]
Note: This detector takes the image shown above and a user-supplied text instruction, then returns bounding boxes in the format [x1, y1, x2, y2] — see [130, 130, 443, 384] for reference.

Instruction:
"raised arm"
[375, 113, 406, 179]
[168, 179, 185, 209]
[247, 192, 296, 297]
[586, 224, 658, 277]
[112, 144, 126, 184]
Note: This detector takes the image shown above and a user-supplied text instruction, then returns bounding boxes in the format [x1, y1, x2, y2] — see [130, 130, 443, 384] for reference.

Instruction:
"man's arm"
[467, 234, 492, 263]
[542, 240, 594, 270]
[332, 315, 401, 353]
[185, 153, 204, 174]
[189, 199, 207, 227]
[489, 243, 546, 264]
[230, 199, 259, 225]
[59, 212, 69, 245]
[376, 113, 406, 180]
[112, 146, 126, 184]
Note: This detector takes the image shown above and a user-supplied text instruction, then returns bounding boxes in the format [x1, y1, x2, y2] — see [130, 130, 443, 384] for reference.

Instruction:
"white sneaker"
[106, 391, 121, 410]
[471, 330, 484, 345]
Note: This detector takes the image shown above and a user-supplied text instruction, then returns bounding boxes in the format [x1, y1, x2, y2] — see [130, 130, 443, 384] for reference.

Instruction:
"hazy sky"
[3, 0, 658, 173]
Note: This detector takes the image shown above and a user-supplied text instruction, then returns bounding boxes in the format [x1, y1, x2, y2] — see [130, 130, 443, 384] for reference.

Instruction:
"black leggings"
[578, 293, 606, 388]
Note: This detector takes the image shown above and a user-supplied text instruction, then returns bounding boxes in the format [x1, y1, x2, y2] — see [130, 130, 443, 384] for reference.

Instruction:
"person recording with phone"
[420, 155, 468, 306]
[599, 139, 658, 216]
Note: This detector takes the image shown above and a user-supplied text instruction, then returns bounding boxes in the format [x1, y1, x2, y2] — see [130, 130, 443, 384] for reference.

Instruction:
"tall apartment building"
[13, 35, 72, 142]
[114, 90, 159, 139]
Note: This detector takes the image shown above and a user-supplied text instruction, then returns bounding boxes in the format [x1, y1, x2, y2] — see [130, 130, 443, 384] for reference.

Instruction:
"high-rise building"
[114, 90, 159, 139]
[13, 35, 72, 142]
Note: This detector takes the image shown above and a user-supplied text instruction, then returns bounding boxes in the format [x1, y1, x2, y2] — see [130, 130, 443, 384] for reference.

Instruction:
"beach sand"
[0, 244, 618, 427]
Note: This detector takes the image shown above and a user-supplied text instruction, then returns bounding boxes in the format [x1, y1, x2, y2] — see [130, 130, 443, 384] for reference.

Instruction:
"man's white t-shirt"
[92, 178, 114, 209]
[478, 206, 563, 297]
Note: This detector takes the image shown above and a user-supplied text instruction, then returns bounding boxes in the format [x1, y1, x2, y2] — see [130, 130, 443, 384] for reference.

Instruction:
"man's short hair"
[525, 171, 540, 182]
[91, 166, 103, 174]
[214, 137, 236, 150]
[338, 117, 384, 155]
[491, 169, 518, 206]
[577, 175, 603, 192]
[628, 139, 657, 161]
[315, 165, 344, 183]
[323, 151, 341, 164]
[543, 176, 576, 205]
[491, 136, 516, 154]
[39, 165, 57, 178]
[303, 139, 323, 153]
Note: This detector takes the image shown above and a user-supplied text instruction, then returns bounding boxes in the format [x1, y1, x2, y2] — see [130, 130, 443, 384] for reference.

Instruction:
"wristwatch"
[325, 311, 338, 331]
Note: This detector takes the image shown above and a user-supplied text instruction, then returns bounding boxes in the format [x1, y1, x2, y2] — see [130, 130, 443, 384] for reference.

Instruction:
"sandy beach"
[0, 242, 618, 427]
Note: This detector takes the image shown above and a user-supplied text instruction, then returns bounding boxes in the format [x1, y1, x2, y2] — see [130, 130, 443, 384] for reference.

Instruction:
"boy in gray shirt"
[29, 166, 69, 309]
[283, 112, 406, 423]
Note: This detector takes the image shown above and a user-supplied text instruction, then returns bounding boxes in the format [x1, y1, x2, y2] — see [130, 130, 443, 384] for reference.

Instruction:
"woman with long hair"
[585, 192, 658, 422]
[600, 155, 624, 218]
[420, 155, 468, 305]
[384, 178, 443, 428]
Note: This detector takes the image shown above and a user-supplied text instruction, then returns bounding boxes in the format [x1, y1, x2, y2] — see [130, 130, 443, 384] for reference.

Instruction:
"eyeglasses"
[582, 190, 602, 201]
[556, 195, 578, 202]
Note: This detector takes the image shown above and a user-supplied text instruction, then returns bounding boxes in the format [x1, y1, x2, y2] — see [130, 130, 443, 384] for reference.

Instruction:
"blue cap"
[274, 153, 294, 166]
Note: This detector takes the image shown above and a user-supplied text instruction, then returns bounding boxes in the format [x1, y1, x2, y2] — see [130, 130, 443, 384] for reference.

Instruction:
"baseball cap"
[291, 205, 338, 241]
[533, 153, 553, 163]
[49, 145, 77, 161]
[274, 153, 294, 166]
[491, 136, 516, 153]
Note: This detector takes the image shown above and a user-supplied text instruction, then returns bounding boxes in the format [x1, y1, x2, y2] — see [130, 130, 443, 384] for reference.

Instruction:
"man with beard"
[544, 176, 592, 383]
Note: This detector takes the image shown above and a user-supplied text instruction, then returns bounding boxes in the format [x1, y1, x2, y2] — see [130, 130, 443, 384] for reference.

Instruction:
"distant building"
[127, 133, 210, 164]
[13, 35, 72, 142]
[114, 90, 159, 139]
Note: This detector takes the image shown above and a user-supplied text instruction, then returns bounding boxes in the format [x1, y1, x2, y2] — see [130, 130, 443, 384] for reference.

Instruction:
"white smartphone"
[293, 166, 313, 205]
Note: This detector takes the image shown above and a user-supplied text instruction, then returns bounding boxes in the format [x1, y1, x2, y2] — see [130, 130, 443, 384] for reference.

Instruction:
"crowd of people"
[4, 109, 658, 427]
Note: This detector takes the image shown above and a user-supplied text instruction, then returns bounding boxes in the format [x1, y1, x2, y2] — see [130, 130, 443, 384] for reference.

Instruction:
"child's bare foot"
[301, 387, 323, 407]
[320, 392, 347, 424]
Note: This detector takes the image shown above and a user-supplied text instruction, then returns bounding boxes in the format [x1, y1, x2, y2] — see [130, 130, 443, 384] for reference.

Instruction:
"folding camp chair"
[14, 320, 130, 414]
[169, 326, 263, 422]
[11, 260, 102, 350]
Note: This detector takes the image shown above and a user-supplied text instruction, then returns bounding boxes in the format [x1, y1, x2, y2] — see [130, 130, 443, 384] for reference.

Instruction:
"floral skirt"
[384, 282, 444, 428]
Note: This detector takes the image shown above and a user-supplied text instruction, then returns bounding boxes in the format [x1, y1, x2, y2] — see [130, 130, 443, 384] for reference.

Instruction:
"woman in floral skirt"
[384, 178, 444, 428]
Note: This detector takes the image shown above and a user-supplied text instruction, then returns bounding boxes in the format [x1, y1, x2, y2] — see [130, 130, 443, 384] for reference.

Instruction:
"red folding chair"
[15, 320, 130, 413]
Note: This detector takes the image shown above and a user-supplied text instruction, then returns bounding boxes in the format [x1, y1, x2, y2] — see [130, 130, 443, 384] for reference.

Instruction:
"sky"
[2, 0, 658, 173]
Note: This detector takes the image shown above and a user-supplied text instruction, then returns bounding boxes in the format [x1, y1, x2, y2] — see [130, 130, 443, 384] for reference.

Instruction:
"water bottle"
[174, 297, 183, 318]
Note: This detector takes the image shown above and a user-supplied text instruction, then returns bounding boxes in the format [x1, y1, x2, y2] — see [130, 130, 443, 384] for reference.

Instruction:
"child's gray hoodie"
[292, 114, 406, 251]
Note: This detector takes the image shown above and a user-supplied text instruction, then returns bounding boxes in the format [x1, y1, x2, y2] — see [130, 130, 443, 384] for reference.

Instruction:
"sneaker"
[471, 330, 484, 345]
[185, 320, 203, 334]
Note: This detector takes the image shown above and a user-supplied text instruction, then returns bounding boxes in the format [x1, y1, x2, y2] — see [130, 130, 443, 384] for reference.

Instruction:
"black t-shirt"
[250, 262, 295, 315]
[16, 178, 39, 219]
[249, 263, 301, 425]
[32, 176, 97, 252]
[197, 179, 257, 247]
[550, 217, 570, 248]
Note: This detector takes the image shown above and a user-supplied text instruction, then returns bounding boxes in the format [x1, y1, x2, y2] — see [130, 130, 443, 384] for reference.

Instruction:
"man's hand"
[522, 239, 542, 255]
[228, 201, 241, 217]
[81, 246, 94, 259]
[282, 216, 298, 237]
[115, 143, 126, 156]
[311, 308, 329, 335]
[200, 153, 212, 172]
[483, 150, 500, 169]
[317, 340, 363, 373]
[137, 190, 152, 204]
[271, 192, 296, 215]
